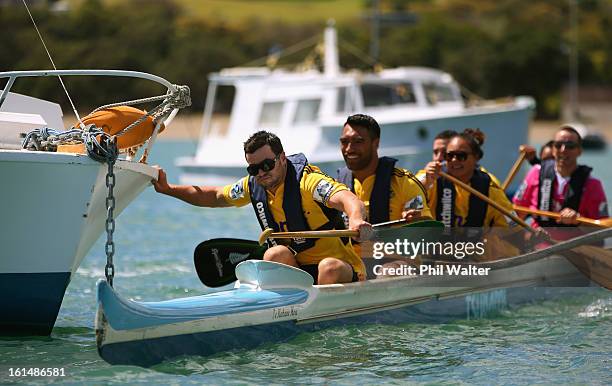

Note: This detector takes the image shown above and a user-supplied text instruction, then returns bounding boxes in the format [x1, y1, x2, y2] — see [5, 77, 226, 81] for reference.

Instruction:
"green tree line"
[1, 0, 611, 118]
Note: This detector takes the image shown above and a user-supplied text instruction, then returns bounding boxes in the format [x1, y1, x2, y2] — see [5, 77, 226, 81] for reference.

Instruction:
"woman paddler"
[424, 128, 521, 260]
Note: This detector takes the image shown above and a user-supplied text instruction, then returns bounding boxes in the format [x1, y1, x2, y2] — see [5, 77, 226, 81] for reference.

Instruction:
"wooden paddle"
[439, 171, 534, 231]
[257, 217, 427, 245]
[513, 205, 612, 228]
[502, 150, 527, 190]
[439, 170, 612, 290]
[196, 219, 443, 287]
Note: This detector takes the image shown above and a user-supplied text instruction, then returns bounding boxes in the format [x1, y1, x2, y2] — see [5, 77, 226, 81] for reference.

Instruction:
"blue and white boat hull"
[0, 151, 157, 335]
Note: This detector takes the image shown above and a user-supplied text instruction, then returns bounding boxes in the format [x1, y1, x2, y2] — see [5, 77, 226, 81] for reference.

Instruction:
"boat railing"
[0, 69, 191, 162]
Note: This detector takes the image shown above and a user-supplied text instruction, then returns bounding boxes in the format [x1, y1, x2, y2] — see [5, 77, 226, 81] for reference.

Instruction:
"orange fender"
[57, 106, 164, 154]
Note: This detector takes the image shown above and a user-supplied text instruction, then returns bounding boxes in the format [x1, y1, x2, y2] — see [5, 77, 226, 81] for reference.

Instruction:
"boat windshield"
[208, 85, 235, 136]
[423, 82, 458, 105]
[361, 82, 416, 107]
[294, 99, 321, 125]
[259, 101, 284, 127]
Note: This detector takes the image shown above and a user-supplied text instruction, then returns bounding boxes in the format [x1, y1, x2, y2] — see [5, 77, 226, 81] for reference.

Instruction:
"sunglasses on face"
[445, 151, 470, 162]
[553, 140, 579, 150]
[247, 155, 279, 176]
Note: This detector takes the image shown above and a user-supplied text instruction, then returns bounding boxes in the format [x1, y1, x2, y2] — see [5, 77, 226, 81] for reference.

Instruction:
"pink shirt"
[513, 164, 609, 228]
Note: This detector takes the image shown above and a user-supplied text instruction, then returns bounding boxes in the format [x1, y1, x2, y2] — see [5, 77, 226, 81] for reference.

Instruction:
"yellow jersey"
[352, 168, 432, 221]
[222, 165, 366, 279]
[427, 175, 520, 260]
[427, 177, 514, 228]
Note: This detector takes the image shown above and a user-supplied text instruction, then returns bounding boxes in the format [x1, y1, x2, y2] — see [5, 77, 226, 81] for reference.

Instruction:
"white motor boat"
[177, 23, 535, 187]
[0, 70, 190, 335]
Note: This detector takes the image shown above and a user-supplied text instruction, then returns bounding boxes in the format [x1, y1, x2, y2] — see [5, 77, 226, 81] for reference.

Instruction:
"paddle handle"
[267, 229, 358, 239]
[439, 171, 535, 233]
[513, 205, 610, 228]
[502, 151, 527, 190]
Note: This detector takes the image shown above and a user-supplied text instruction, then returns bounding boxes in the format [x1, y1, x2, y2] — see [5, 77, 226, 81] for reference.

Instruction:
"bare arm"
[152, 167, 231, 207]
[328, 190, 372, 240]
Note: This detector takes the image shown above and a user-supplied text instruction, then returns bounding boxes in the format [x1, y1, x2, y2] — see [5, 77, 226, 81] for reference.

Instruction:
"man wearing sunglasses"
[513, 125, 608, 231]
[153, 131, 371, 284]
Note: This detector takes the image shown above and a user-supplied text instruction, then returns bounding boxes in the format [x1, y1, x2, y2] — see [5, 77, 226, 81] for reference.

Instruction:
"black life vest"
[537, 159, 592, 227]
[435, 168, 491, 228]
[337, 156, 397, 224]
[249, 153, 345, 252]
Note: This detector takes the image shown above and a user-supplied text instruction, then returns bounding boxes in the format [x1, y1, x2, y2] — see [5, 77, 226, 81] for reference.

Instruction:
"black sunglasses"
[553, 140, 579, 150]
[247, 155, 279, 176]
[445, 151, 470, 162]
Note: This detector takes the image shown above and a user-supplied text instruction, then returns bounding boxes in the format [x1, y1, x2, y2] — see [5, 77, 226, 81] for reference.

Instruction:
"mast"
[324, 19, 340, 77]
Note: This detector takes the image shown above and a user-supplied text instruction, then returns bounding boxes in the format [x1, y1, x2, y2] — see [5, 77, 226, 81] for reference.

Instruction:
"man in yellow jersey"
[417, 130, 501, 189]
[153, 131, 371, 284]
[337, 114, 432, 224]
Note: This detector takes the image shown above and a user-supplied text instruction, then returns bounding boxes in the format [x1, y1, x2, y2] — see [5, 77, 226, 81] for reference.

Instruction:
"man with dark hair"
[153, 130, 371, 284]
[416, 130, 455, 188]
[513, 125, 608, 230]
[337, 114, 431, 225]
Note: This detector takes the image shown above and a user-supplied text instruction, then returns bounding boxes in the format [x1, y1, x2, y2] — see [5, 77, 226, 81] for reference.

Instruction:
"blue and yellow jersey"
[222, 165, 366, 279]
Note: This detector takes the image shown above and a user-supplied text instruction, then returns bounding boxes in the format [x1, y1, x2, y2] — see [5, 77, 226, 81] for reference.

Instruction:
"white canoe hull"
[96, 228, 608, 367]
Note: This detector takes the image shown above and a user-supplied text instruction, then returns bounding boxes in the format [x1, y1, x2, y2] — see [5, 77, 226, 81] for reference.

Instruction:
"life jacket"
[537, 159, 592, 227]
[337, 156, 397, 224]
[435, 168, 491, 228]
[249, 153, 346, 252]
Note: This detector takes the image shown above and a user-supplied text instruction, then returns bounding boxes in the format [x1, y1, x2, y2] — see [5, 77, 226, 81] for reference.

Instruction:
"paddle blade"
[194, 238, 266, 287]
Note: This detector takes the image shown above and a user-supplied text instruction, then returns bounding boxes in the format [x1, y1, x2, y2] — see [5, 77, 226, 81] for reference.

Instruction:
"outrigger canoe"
[95, 227, 611, 367]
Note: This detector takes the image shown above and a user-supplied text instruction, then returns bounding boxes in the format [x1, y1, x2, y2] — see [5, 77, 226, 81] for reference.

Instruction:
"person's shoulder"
[393, 167, 416, 178]
[303, 163, 336, 180]
[393, 167, 427, 192]
[585, 175, 606, 193]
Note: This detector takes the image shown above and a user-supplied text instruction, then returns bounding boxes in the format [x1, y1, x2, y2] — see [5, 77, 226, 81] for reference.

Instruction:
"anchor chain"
[99, 136, 119, 287]
[104, 157, 116, 287]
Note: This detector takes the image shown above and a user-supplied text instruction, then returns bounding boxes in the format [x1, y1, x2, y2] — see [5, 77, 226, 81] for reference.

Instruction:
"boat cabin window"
[259, 102, 284, 127]
[209, 85, 235, 136]
[361, 82, 416, 107]
[294, 99, 321, 124]
[423, 82, 457, 105]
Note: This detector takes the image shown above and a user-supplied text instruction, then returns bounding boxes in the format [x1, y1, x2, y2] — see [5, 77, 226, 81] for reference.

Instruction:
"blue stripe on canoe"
[97, 280, 309, 331]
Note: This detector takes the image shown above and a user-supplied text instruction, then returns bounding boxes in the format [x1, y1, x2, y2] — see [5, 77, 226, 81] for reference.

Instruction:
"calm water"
[1, 141, 611, 385]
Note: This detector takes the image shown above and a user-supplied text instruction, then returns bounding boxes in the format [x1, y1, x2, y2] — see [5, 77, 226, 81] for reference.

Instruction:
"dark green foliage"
[1, 0, 611, 117]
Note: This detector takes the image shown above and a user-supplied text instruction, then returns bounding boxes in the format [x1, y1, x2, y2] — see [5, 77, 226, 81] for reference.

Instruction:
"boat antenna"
[21, 0, 85, 129]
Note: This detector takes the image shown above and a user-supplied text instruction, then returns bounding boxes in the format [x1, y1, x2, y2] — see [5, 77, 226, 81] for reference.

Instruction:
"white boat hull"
[0, 150, 156, 334]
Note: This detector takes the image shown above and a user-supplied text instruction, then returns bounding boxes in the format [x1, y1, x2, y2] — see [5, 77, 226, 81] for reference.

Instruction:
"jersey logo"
[404, 195, 424, 210]
[313, 180, 334, 204]
[229, 179, 245, 200]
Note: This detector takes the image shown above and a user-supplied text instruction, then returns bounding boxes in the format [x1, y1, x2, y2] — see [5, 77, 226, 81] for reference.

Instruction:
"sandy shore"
[154, 114, 612, 143]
